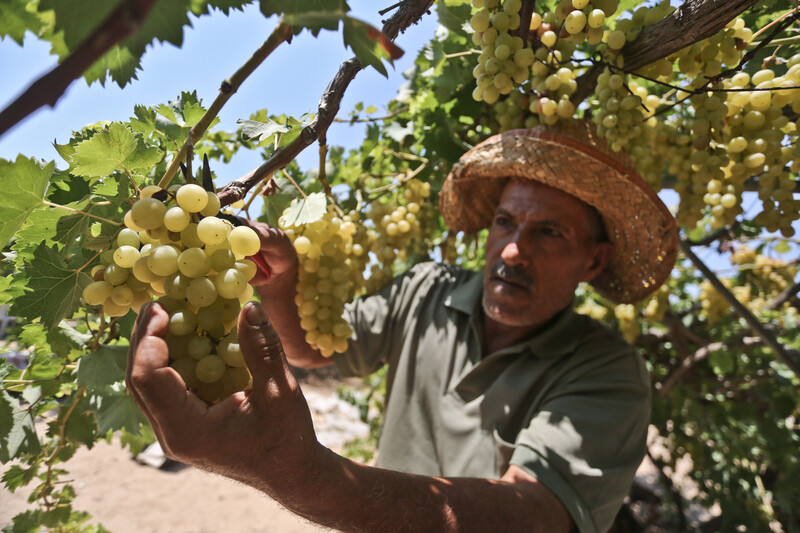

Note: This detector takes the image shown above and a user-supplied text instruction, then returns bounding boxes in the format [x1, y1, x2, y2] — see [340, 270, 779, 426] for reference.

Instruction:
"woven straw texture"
[439, 120, 678, 304]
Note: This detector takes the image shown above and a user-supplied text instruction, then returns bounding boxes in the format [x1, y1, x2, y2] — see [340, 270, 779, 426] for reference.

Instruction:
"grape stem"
[333, 105, 410, 123]
[282, 168, 308, 198]
[679, 237, 800, 379]
[765, 280, 800, 311]
[157, 22, 293, 190]
[751, 5, 800, 40]
[42, 201, 121, 226]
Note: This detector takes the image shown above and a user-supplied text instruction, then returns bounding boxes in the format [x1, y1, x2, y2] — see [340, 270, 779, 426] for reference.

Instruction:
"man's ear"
[581, 242, 614, 283]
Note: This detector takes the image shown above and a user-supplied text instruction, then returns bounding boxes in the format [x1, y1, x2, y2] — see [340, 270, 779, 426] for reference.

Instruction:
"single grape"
[104, 264, 130, 286]
[197, 217, 228, 245]
[195, 354, 226, 383]
[229, 226, 261, 257]
[218, 335, 246, 367]
[130, 198, 167, 230]
[187, 277, 218, 308]
[83, 281, 113, 306]
[199, 192, 221, 217]
[107, 286, 131, 306]
[210, 249, 236, 272]
[178, 247, 211, 278]
[215, 268, 247, 299]
[147, 245, 180, 277]
[234, 259, 257, 282]
[164, 206, 191, 232]
[169, 309, 198, 336]
[164, 272, 190, 300]
[188, 334, 214, 360]
[176, 184, 209, 213]
[113, 245, 141, 269]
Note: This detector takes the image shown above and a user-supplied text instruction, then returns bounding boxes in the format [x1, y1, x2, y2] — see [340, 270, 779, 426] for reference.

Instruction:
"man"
[127, 121, 677, 532]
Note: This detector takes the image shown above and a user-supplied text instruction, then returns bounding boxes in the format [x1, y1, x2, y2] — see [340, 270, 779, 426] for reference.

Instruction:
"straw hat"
[439, 120, 678, 304]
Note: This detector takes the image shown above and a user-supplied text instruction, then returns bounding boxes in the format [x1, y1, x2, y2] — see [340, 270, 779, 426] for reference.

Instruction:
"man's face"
[482, 179, 612, 331]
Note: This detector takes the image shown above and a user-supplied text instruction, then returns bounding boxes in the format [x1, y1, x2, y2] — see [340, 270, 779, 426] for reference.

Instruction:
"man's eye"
[494, 216, 511, 226]
[542, 227, 562, 237]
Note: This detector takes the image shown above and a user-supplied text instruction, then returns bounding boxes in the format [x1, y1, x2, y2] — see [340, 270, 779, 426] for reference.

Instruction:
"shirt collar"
[444, 270, 582, 359]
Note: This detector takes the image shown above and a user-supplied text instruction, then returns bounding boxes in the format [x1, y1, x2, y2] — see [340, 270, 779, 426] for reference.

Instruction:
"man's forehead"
[497, 178, 589, 216]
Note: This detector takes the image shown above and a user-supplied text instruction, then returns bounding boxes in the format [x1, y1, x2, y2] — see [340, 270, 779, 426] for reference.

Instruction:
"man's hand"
[241, 220, 297, 287]
[126, 301, 319, 483]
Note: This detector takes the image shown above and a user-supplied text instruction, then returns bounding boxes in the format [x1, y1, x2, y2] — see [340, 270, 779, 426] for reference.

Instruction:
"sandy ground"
[0, 379, 348, 533]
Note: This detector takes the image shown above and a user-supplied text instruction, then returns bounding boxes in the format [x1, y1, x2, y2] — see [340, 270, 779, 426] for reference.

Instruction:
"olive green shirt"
[334, 262, 650, 533]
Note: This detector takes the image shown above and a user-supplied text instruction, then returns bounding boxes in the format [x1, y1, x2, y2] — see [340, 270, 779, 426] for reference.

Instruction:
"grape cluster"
[723, 61, 800, 237]
[82, 183, 262, 403]
[593, 68, 645, 151]
[614, 303, 639, 343]
[279, 205, 356, 358]
[470, 0, 530, 105]
[365, 179, 431, 293]
[730, 246, 798, 311]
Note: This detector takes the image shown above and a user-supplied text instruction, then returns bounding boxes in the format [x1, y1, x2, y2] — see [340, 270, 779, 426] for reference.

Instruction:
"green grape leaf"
[279, 192, 327, 227]
[89, 383, 148, 435]
[76, 345, 128, 390]
[709, 349, 735, 376]
[0, 392, 42, 463]
[1, 463, 40, 492]
[238, 118, 291, 143]
[38, 0, 119, 53]
[130, 104, 158, 136]
[119, 424, 155, 456]
[1, 509, 43, 533]
[0, 0, 46, 45]
[384, 121, 414, 143]
[192, 0, 253, 16]
[436, 0, 470, 37]
[10, 244, 93, 330]
[69, 123, 162, 178]
[155, 91, 214, 144]
[0, 156, 54, 249]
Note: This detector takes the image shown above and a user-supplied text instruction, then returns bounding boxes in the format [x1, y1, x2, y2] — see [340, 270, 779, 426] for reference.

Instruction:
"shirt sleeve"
[509, 340, 651, 533]
[333, 262, 440, 378]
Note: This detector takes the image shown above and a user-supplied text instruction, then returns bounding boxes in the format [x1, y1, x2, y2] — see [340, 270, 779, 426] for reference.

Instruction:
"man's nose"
[500, 239, 528, 267]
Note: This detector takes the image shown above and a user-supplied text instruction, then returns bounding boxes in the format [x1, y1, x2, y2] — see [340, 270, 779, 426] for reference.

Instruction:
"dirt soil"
[0, 379, 343, 533]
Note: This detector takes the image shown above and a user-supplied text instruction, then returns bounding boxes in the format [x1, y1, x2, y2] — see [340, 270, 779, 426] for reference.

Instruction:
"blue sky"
[0, 2, 438, 181]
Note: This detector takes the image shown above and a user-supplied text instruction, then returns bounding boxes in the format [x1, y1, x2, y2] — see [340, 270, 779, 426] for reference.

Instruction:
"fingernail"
[246, 302, 268, 326]
[140, 301, 153, 316]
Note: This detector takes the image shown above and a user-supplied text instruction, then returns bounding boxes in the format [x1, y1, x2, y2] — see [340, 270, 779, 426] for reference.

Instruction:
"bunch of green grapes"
[673, 18, 751, 82]
[686, 90, 742, 230]
[614, 303, 639, 343]
[279, 204, 356, 358]
[576, 297, 609, 321]
[593, 67, 645, 151]
[470, 0, 530, 105]
[642, 283, 670, 323]
[721, 58, 800, 237]
[731, 246, 798, 311]
[82, 183, 261, 403]
[698, 278, 751, 325]
[364, 179, 431, 293]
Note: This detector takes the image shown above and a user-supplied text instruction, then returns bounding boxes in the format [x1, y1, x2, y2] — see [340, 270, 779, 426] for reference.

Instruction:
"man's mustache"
[490, 261, 531, 289]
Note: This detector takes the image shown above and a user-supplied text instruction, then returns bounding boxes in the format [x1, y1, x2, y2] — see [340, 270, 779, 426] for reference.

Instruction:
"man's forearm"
[257, 443, 571, 533]
[256, 279, 331, 368]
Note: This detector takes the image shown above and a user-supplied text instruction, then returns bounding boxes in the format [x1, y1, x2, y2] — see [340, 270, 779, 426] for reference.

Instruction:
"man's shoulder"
[565, 311, 648, 385]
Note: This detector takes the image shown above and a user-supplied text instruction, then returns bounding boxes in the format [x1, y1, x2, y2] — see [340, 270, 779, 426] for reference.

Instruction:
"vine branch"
[157, 22, 292, 189]
[0, 0, 158, 139]
[217, 0, 436, 207]
[679, 238, 800, 379]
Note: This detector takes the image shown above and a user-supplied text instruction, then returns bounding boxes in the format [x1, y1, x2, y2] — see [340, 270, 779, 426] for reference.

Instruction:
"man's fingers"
[237, 302, 297, 391]
[126, 302, 198, 432]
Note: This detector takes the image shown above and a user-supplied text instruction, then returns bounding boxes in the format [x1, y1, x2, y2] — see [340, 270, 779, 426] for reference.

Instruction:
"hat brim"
[439, 122, 678, 304]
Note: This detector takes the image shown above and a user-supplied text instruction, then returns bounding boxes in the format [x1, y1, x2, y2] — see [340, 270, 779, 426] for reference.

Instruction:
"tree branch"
[158, 22, 292, 189]
[217, 0, 436, 206]
[0, 0, 157, 139]
[571, 0, 760, 106]
[678, 238, 800, 379]
[765, 280, 800, 311]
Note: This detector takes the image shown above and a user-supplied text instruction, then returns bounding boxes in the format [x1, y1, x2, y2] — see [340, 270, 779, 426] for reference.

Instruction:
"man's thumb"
[238, 302, 293, 387]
